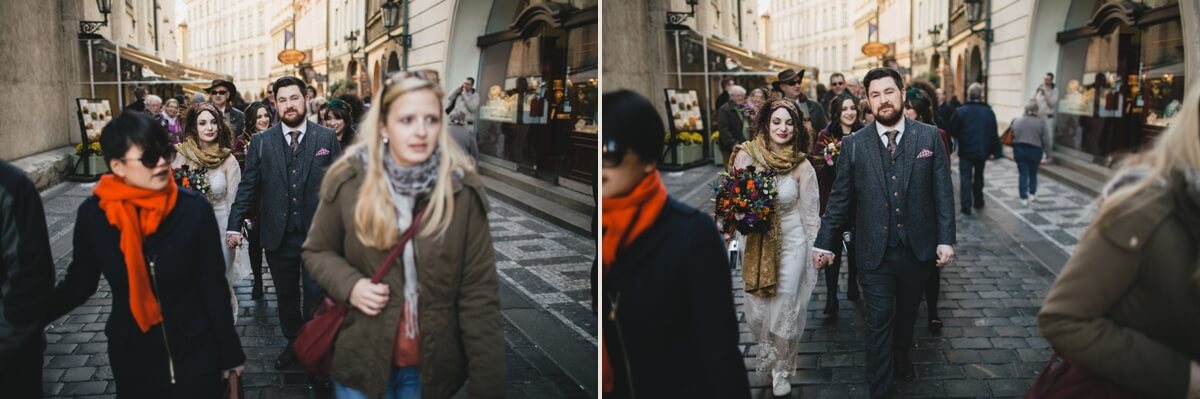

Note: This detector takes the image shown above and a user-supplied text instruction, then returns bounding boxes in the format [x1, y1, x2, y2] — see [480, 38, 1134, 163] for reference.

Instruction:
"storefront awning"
[81, 39, 230, 94]
[668, 29, 815, 78]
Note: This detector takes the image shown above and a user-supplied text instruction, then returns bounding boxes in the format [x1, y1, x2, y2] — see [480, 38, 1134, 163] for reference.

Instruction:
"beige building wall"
[186, 0, 273, 99]
[0, 0, 81, 162]
[602, 0, 671, 113]
[770, 0, 855, 77]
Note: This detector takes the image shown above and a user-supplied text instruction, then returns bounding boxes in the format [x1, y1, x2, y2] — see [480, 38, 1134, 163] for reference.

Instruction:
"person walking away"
[303, 69, 503, 399]
[809, 93, 863, 318]
[1036, 82, 1200, 399]
[207, 80, 245, 135]
[1032, 72, 1058, 161]
[48, 111, 246, 397]
[948, 83, 1001, 215]
[602, 90, 749, 399]
[233, 102, 276, 299]
[774, 68, 829, 133]
[811, 68, 957, 399]
[1010, 102, 1052, 207]
[225, 76, 342, 374]
[0, 160, 56, 398]
[716, 85, 747, 162]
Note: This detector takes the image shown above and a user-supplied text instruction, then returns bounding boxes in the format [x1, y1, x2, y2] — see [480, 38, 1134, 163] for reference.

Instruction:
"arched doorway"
[387, 51, 401, 73]
[955, 53, 965, 100]
[969, 46, 984, 87]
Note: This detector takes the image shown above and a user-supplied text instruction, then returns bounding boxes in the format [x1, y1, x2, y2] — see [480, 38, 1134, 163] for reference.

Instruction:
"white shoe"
[1030, 194, 1038, 203]
[772, 371, 792, 397]
[1021, 198, 1029, 207]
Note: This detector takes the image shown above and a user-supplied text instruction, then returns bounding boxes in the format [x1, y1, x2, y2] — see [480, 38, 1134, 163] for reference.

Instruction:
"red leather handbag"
[294, 207, 426, 377]
[1024, 352, 1137, 399]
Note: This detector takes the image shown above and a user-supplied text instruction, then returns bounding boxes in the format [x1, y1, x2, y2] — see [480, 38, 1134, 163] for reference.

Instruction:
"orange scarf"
[93, 174, 178, 333]
[601, 170, 668, 393]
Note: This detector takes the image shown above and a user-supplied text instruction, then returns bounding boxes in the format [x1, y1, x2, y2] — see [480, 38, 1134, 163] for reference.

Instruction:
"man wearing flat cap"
[773, 68, 828, 134]
[207, 79, 245, 134]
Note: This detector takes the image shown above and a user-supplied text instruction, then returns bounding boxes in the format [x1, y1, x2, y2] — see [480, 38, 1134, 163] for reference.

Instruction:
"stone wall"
[601, 0, 669, 130]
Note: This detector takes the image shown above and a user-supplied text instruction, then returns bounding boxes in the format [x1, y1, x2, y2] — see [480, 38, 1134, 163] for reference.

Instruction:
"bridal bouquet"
[712, 165, 778, 236]
[173, 165, 213, 201]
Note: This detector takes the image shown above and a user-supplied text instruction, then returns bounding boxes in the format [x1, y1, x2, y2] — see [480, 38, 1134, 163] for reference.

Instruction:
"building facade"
[770, 0, 855, 78]
[184, 0, 273, 100]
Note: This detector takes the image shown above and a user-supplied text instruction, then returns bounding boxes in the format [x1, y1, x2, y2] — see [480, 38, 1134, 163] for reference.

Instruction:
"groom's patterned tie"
[885, 130, 898, 157]
[289, 131, 301, 156]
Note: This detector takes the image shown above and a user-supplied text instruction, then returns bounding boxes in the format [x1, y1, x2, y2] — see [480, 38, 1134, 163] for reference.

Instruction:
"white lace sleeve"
[796, 162, 821, 247]
[224, 156, 241, 207]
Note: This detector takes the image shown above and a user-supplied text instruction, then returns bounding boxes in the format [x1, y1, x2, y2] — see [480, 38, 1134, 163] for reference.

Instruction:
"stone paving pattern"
[38, 181, 595, 399]
[669, 157, 1081, 398]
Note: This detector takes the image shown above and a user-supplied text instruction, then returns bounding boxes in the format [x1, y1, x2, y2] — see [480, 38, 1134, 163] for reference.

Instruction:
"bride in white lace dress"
[730, 99, 820, 397]
[171, 103, 251, 320]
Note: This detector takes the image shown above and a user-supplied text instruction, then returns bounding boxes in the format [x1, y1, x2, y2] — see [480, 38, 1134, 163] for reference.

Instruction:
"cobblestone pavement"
[668, 157, 1083, 398]
[975, 158, 1096, 255]
[39, 181, 596, 399]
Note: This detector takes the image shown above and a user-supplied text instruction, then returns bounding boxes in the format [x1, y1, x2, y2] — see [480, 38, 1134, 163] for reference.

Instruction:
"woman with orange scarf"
[601, 91, 749, 398]
[47, 111, 245, 398]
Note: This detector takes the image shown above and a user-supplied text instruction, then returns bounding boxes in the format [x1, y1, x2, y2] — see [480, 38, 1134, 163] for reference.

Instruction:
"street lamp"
[79, 0, 113, 36]
[964, 0, 994, 42]
[667, 0, 699, 26]
[344, 29, 361, 56]
[381, 0, 412, 48]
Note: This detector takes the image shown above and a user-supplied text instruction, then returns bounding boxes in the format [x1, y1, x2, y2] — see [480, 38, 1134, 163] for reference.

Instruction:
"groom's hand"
[936, 245, 956, 268]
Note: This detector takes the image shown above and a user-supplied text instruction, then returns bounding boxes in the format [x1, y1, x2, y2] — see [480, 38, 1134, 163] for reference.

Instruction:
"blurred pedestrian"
[716, 84, 747, 162]
[207, 80, 245, 134]
[1010, 102, 1051, 207]
[447, 111, 480, 161]
[125, 86, 147, 112]
[1036, 83, 1200, 399]
[935, 88, 955, 131]
[145, 94, 164, 120]
[303, 69, 502, 398]
[0, 160, 56, 398]
[774, 68, 829, 133]
[233, 101, 275, 299]
[163, 98, 185, 145]
[810, 93, 862, 316]
[846, 77, 864, 98]
[948, 83, 1001, 215]
[336, 93, 366, 131]
[602, 90, 750, 399]
[308, 96, 327, 124]
[859, 97, 875, 125]
[1031, 72, 1057, 160]
[819, 73, 851, 112]
[445, 77, 478, 125]
[49, 111, 246, 397]
[715, 78, 734, 110]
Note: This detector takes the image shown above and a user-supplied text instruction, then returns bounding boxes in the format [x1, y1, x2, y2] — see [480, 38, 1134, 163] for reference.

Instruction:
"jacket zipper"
[146, 255, 177, 384]
[607, 291, 636, 399]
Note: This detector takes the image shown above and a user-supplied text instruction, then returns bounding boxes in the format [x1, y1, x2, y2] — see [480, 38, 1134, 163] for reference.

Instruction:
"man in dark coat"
[774, 68, 829, 133]
[207, 79, 246, 135]
[714, 78, 733, 111]
[935, 88, 955, 130]
[812, 68, 957, 399]
[716, 84, 747, 161]
[125, 86, 147, 112]
[948, 82, 1002, 214]
[226, 76, 341, 370]
[819, 72, 850, 113]
[0, 160, 55, 397]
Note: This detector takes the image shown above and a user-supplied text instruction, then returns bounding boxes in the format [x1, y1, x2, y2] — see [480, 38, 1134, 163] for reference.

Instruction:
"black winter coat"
[948, 101, 1001, 160]
[49, 189, 245, 398]
[602, 198, 750, 399]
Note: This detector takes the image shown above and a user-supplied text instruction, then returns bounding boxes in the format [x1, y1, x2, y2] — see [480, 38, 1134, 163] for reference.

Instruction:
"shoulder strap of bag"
[370, 206, 428, 283]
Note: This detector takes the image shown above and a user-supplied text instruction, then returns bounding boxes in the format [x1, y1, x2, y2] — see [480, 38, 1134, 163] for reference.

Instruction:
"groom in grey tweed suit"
[226, 76, 341, 369]
[812, 68, 956, 399]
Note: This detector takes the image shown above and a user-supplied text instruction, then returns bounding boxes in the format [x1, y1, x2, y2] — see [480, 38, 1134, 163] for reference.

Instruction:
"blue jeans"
[334, 367, 421, 399]
[1012, 144, 1043, 199]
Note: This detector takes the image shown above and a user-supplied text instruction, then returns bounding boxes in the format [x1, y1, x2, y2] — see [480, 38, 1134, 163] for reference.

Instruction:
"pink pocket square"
[315, 148, 331, 157]
[917, 149, 933, 159]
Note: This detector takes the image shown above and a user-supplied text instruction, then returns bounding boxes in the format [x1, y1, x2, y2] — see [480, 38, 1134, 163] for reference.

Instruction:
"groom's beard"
[875, 104, 902, 126]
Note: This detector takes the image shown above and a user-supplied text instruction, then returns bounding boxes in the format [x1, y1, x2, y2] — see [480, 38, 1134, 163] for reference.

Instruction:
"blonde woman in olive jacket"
[1038, 83, 1200, 399]
[302, 71, 503, 399]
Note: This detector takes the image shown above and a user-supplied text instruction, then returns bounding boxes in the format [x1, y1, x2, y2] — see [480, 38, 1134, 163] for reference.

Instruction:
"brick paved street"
[39, 181, 596, 399]
[670, 156, 1091, 398]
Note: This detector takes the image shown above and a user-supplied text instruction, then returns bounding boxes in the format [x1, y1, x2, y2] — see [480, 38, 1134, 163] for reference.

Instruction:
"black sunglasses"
[120, 147, 175, 168]
[209, 90, 229, 95]
[602, 138, 625, 167]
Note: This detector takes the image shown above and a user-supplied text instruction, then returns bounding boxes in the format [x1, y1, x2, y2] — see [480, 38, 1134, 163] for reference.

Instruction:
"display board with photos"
[77, 98, 113, 143]
[662, 88, 709, 168]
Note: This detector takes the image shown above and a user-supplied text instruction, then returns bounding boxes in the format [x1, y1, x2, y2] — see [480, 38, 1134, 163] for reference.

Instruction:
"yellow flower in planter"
[712, 130, 720, 140]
